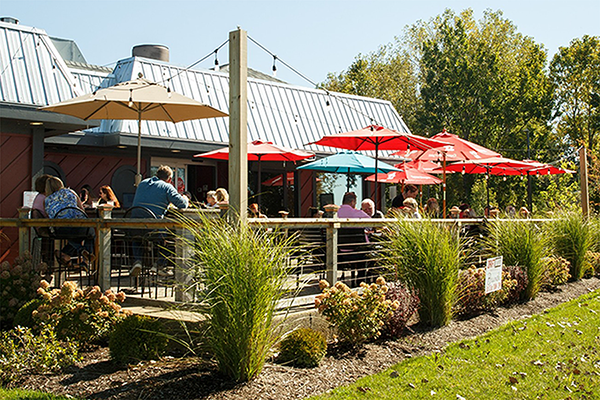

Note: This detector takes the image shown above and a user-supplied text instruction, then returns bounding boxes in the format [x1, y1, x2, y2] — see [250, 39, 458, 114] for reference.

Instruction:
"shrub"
[276, 328, 327, 368]
[379, 219, 461, 327]
[503, 265, 528, 304]
[0, 252, 50, 330]
[0, 326, 79, 385]
[316, 278, 397, 344]
[109, 315, 168, 364]
[540, 256, 571, 288]
[177, 212, 298, 382]
[381, 281, 419, 338]
[484, 219, 547, 300]
[586, 252, 600, 277]
[33, 281, 131, 346]
[13, 298, 44, 329]
[454, 266, 517, 316]
[550, 213, 592, 281]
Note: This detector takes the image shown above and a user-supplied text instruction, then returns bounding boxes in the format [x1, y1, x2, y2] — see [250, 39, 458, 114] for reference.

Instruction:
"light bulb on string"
[272, 55, 277, 77]
[128, 89, 133, 108]
[461, 166, 465, 175]
[214, 50, 219, 71]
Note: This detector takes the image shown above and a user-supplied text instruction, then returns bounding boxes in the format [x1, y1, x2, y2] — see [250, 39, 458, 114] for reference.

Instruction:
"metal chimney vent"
[132, 44, 169, 62]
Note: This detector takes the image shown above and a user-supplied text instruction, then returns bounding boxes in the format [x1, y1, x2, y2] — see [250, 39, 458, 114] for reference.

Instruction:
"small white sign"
[23, 191, 38, 208]
[485, 256, 503, 294]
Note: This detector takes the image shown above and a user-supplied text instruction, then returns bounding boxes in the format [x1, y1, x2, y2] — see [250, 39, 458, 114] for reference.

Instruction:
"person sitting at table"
[80, 184, 96, 208]
[403, 197, 422, 219]
[215, 187, 229, 204]
[424, 197, 440, 218]
[203, 190, 219, 209]
[98, 185, 120, 208]
[45, 176, 94, 269]
[338, 192, 370, 219]
[32, 174, 52, 217]
[360, 198, 384, 218]
[129, 165, 189, 276]
[248, 203, 267, 218]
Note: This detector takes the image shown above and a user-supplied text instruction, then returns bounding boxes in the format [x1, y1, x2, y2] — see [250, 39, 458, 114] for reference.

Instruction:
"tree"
[550, 35, 600, 153]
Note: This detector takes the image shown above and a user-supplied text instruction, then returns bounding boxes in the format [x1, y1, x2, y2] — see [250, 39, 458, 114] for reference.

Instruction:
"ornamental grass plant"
[484, 219, 547, 300]
[549, 213, 592, 281]
[379, 219, 461, 327]
[176, 212, 299, 382]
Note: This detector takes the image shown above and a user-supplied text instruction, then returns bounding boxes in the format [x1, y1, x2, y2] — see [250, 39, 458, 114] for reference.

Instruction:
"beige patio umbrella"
[40, 77, 228, 184]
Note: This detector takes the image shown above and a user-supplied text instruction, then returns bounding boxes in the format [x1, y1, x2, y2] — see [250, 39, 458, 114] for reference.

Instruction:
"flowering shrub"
[33, 280, 131, 346]
[381, 281, 419, 338]
[0, 252, 50, 329]
[504, 265, 529, 303]
[276, 328, 327, 368]
[455, 266, 518, 317]
[0, 325, 79, 385]
[315, 277, 398, 344]
[540, 256, 571, 288]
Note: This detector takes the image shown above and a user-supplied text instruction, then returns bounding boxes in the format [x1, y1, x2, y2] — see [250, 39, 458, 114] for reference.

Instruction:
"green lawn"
[0, 388, 80, 400]
[311, 290, 600, 399]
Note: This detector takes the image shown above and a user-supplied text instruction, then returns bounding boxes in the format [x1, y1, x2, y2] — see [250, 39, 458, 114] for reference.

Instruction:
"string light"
[461, 166, 465, 175]
[214, 49, 219, 71]
[128, 89, 133, 108]
[272, 55, 277, 77]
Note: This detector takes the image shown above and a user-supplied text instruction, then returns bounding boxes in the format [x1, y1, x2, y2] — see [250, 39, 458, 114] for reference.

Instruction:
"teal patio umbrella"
[297, 151, 401, 192]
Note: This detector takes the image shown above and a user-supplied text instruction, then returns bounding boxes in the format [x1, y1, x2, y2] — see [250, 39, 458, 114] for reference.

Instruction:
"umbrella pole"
[257, 156, 262, 208]
[346, 168, 351, 192]
[486, 170, 490, 209]
[135, 112, 142, 186]
[374, 143, 379, 210]
[442, 152, 447, 218]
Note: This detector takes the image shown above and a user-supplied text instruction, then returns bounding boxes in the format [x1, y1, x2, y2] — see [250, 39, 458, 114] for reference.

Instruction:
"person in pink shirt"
[31, 174, 52, 217]
[337, 192, 370, 219]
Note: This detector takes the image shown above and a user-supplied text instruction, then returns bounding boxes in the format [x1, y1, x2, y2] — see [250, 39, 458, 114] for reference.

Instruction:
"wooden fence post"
[97, 205, 112, 291]
[18, 208, 30, 257]
[325, 221, 339, 285]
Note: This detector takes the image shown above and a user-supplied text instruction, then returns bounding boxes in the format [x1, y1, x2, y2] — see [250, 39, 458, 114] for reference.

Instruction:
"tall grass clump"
[590, 215, 600, 252]
[549, 213, 592, 281]
[177, 212, 298, 382]
[484, 219, 547, 300]
[379, 219, 461, 327]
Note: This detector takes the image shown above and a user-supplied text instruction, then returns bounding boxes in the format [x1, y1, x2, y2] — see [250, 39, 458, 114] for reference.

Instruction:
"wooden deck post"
[18, 208, 30, 257]
[174, 226, 193, 302]
[325, 221, 339, 285]
[580, 146, 589, 218]
[228, 28, 248, 224]
[97, 206, 112, 291]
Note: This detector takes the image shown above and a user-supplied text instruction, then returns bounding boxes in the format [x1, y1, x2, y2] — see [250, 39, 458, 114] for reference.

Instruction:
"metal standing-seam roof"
[1, 19, 412, 159]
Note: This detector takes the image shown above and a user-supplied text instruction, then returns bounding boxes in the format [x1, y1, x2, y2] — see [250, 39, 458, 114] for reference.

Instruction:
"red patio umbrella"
[401, 159, 441, 173]
[365, 169, 442, 185]
[521, 160, 575, 175]
[194, 140, 314, 205]
[309, 125, 449, 208]
[396, 129, 502, 217]
[435, 156, 540, 207]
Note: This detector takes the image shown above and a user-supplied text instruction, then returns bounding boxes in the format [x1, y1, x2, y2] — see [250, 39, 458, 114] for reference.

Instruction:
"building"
[0, 17, 410, 261]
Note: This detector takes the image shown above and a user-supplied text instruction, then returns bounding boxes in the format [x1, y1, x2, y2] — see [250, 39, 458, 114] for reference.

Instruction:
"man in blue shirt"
[130, 165, 189, 276]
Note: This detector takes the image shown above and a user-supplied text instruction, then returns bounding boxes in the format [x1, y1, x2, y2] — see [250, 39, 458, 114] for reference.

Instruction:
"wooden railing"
[1, 208, 552, 303]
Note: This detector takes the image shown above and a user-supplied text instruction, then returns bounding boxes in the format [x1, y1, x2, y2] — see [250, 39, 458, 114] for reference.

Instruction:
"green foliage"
[550, 35, 600, 152]
[381, 281, 420, 338]
[0, 326, 79, 386]
[379, 219, 461, 327]
[316, 278, 396, 345]
[177, 212, 298, 382]
[549, 213, 593, 280]
[276, 328, 327, 368]
[34, 281, 130, 346]
[109, 315, 168, 365]
[455, 266, 517, 317]
[0, 388, 81, 400]
[586, 252, 600, 277]
[484, 219, 547, 300]
[13, 298, 44, 329]
[0, 252, 50, 330]
[534, 161, 580, 215]
[312, 290, 600, 400]
[540, 256, 571, 288]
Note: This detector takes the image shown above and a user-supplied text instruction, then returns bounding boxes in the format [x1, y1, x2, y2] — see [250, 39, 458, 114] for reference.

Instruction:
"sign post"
[485, 256, 503, 294]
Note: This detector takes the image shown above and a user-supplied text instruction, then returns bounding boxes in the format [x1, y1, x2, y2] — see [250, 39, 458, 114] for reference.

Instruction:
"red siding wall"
[0, 133, 32, 262]
[45, 152, 138, 196]
[299, 170, 315, 217]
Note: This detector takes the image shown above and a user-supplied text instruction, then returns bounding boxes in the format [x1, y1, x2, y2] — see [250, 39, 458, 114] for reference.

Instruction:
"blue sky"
[2, 0, 599, 87]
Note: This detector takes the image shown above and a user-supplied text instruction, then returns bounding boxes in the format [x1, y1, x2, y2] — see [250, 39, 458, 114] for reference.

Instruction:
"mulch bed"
[14, 277, 600, 400]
